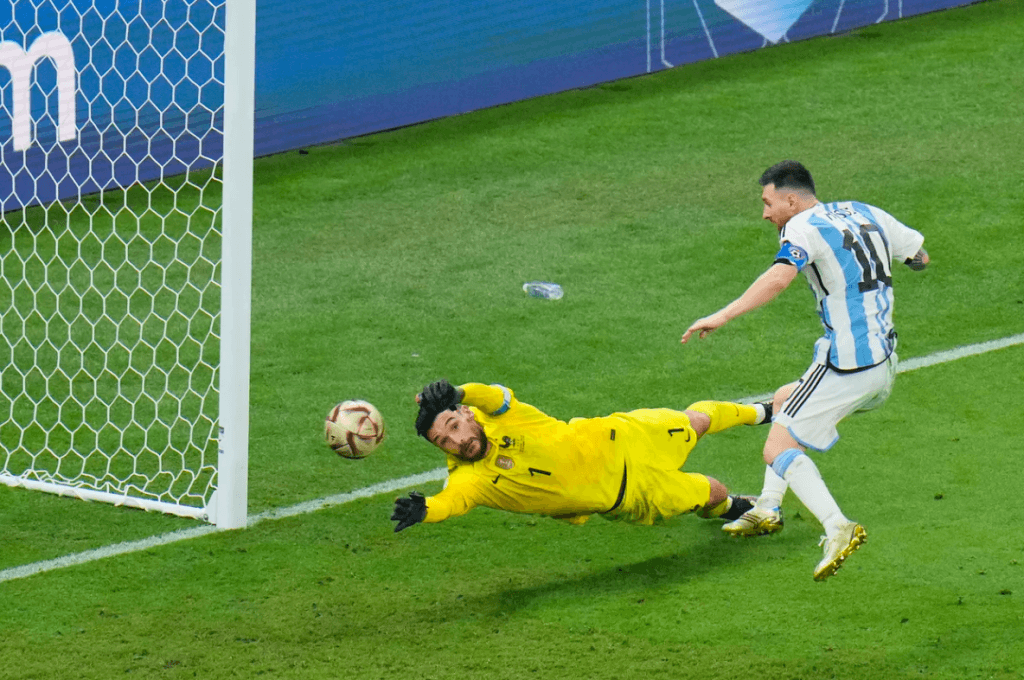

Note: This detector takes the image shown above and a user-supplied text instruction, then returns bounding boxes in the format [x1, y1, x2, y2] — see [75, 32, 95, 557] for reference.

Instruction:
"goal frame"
[214, 0, 255, 529]
[0, 0, 255, 529]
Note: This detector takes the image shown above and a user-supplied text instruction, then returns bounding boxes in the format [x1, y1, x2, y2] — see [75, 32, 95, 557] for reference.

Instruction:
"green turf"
[2, 0, 1024, 677]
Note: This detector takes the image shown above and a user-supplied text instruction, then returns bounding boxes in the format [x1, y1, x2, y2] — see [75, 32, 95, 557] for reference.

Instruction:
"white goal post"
[0, 0, 254, 528]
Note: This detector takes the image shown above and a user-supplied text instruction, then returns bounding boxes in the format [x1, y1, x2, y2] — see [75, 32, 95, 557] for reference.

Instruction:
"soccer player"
[390, 380, 773, 533]
[681, 160, 929, 581]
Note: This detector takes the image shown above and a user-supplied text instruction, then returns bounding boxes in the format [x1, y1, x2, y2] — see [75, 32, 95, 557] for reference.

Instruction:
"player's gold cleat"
[722, 507, 784, 536]
[813, 522, 867, 581]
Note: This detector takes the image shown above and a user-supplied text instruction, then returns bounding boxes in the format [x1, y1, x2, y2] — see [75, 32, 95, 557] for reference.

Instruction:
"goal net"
[0, 0, 253, 527]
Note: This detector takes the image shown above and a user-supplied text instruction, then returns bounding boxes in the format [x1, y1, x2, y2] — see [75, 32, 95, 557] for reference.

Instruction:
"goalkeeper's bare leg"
[695, 477, 759, 521]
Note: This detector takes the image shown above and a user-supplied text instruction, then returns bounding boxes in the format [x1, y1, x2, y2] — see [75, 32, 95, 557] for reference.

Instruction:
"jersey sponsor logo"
[495, 455, 515, 470]
[499, 436, 514, 449]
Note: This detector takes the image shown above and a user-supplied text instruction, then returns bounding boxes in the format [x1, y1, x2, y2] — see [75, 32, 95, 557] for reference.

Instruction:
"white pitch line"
[895, 333, 1024, 372]
[0, 467, 449, 584]
[2, 332, 1022, 585]
[0, 524, 223, 583]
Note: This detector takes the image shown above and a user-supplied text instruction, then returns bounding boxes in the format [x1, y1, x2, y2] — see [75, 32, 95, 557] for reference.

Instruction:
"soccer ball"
[325, 400, 386, 459]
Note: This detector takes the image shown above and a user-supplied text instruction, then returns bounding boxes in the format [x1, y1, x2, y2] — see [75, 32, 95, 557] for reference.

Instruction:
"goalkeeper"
[391, 380, 773, 532]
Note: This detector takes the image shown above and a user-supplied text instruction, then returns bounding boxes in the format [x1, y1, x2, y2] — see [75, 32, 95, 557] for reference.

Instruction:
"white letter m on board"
[0, 31, 78, 152]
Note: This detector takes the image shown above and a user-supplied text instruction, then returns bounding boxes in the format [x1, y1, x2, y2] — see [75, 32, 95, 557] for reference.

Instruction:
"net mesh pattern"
[1, 0, 224, 509]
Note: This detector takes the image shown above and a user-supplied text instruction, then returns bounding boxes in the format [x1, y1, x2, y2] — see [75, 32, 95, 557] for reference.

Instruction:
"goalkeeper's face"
[428, 406, 489, 462]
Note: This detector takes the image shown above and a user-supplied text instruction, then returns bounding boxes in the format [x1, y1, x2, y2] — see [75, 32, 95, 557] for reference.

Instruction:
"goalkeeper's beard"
[461, 426, 489, 462]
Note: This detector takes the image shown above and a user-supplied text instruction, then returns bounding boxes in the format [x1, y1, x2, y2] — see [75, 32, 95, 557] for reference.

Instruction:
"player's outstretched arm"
[681, 264, 798, 343]
[391, 491, 427, 532]
[905, 248, 929, 271]
[681, 310, 730, 344]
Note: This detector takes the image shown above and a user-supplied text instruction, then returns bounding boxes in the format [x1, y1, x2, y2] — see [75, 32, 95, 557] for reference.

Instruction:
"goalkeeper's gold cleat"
[722, 506, 784, 536]
[813, 522, 867, 581]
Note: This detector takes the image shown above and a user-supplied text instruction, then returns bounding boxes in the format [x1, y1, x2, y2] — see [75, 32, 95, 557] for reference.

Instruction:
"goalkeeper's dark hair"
[415, 401, 453, 439]
[415, 379, 459, 439]
[759, 160, 816, 196]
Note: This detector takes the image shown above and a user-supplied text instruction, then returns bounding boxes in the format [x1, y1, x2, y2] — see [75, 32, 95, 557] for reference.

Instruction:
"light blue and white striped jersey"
[775, 201, 924, 371]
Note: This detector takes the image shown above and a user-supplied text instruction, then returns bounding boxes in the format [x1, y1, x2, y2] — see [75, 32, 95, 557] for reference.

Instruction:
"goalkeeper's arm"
[391, 478, 478, 531]
[458, 383, 513, 416]
[417, 380, 512, 416]
[391, 492, 426, 532]
[415, 380, 512, 439]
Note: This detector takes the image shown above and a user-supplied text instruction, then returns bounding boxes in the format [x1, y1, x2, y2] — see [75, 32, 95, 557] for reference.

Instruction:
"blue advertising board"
[0, 0, 222, 212]
[1, 0, 983, 211]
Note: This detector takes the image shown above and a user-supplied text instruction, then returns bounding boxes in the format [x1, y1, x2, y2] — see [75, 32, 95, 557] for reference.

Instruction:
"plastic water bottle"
[523, 281, 564, 300]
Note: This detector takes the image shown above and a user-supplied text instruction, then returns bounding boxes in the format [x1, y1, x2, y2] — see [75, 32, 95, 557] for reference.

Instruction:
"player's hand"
[681, 312, 728, 344]
[391, 491, 427, 532]
[905, 248, 929, 271]
[421, 380, 458, 411]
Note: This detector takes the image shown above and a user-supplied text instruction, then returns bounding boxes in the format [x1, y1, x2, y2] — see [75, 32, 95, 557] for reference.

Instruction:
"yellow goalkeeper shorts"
[597, 408, 711, 525]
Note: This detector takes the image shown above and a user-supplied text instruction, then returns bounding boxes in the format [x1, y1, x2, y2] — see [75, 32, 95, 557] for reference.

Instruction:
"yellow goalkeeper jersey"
[424, 383, 629, 523]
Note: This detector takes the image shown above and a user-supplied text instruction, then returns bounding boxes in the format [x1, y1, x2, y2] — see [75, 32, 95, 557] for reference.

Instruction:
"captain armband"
[488, 385, 512, 415]
[774, 241, 809, 270]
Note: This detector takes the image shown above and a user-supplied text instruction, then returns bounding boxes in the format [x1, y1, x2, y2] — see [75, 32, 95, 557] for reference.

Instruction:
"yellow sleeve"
[459, 383, 514, 416]
[424, 470, 480, 523]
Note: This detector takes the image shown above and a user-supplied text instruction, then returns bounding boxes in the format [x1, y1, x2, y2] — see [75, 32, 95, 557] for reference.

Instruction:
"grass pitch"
[2, 1, 1024, 678]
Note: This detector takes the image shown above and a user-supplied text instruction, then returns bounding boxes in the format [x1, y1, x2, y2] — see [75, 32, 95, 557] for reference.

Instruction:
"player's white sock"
[771, 449, 848, 537]
[752, 403, 767, 424]
[754, 465, 788, 510]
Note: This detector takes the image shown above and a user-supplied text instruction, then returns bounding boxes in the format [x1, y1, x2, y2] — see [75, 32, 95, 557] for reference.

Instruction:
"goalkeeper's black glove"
[391, 491, 427, 532]
[422, 379, 458, 412]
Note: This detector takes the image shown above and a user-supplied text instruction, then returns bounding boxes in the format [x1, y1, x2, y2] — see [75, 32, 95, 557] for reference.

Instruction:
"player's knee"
[763, 423, 799, 465]
[683, 408, 711, 438]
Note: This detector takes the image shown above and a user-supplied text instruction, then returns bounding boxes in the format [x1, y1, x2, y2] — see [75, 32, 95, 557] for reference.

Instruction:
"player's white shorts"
[774, 352, 898, 451]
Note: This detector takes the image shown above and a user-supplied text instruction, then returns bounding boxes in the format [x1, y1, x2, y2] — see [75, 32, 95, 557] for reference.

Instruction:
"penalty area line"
[2, 332, 1022, 585]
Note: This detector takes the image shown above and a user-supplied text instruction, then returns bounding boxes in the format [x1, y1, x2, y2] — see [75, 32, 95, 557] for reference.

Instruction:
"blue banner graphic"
[1, 0, 981, 211]
[1, 0, 222, 212]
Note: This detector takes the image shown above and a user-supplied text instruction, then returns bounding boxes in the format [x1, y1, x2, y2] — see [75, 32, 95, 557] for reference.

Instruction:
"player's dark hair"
[415, 400, 456, 439]
[415, 379, 461, 439]
[759, 160, 816, 196]
[415, 403, 440, 439]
